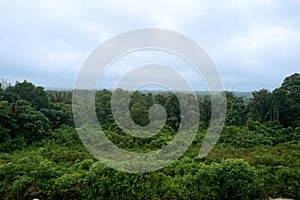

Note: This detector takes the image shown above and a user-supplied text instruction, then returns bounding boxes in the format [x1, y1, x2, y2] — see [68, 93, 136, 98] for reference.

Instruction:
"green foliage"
[257, 165, 300, 199]
[164, 93, 181, 129]
[5, 80, 49, 109]
[50, 172, 84, 199]
[0, 137, 26, 152]
[217, 159, 261, 200]
[129, 102, 150, 126]
[11, 100, 49, 143]
[219, 120, 298, 148]
[219, 124, 274, 148]
[248, 89, 272, 122]
[48, 90, 72, 104]
[225, 92, 247, 126]
[95, 89, 113, 129]
[276, 73, 300, 127]
[0, 75, 299, 199]
[248, 73, 300, 127]
[0, 101, 11, 128]
[42, 102, 73, 129]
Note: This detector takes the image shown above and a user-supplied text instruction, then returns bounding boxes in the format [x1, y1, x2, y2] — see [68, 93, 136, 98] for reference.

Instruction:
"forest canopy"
[0, 73, 299, 199]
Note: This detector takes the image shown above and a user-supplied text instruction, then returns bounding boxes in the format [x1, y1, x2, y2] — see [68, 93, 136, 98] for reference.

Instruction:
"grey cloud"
[0, 0, 299, 91]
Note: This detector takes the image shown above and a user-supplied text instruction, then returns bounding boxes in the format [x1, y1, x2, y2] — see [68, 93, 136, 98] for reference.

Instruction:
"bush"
[194, 159, 262, 200]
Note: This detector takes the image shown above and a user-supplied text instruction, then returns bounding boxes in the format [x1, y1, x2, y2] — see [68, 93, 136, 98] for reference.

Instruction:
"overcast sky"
[0, 0, 299, 91]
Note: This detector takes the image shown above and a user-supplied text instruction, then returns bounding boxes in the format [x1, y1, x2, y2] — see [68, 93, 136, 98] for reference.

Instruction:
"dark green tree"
[129, 102, 150, 126]
[11, 100, 49, 143]
[0, 101, 11, 143]
[225, 92, 247, 126]
[6, 80, 49, 109]
[248, 89, 272, 122]
[275, 73, 300, 127]
[42, 102, 73, 129]
[164, 94, 181, 129]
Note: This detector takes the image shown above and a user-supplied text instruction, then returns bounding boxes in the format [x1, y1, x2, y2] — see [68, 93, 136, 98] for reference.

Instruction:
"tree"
[129, 102, 150, 126]
[6, 80, 49, 109]
[95, 90, 113, 128]
[248, 89, 272, 123]
[11, 100, 49, 143]
[217, 159, 261, 200]
[271, 88, 288, 123]
[198, 95, 211, 128]
[0, 101, 12, 143]
[42, 102, 73, 129]
[48, 91, 71, 103]
[275, 73, 300, 127]
[225, 92, 247, 126]
[164, 94, 181, 129]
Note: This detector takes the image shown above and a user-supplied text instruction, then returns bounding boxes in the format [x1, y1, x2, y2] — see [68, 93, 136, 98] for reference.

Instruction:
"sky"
[0, 0, 299, 91]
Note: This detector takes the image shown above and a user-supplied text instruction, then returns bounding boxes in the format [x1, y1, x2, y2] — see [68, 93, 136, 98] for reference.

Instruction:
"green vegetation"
[0, 73, 299, 199]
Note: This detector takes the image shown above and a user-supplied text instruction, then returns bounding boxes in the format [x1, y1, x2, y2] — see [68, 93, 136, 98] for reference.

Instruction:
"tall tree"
[225, 92, 247, 126]
[248, 89, 272, 122]
[6, 80, 49, 109]
[274, 73, 300, 127]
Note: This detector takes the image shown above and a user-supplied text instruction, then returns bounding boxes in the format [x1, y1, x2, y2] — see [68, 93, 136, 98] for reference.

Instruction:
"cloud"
[212, 25, 300, 90]
[0, 0, 299, 91]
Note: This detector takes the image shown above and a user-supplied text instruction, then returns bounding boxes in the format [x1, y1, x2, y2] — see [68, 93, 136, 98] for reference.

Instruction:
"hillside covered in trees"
[0, 73, 299, 200]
